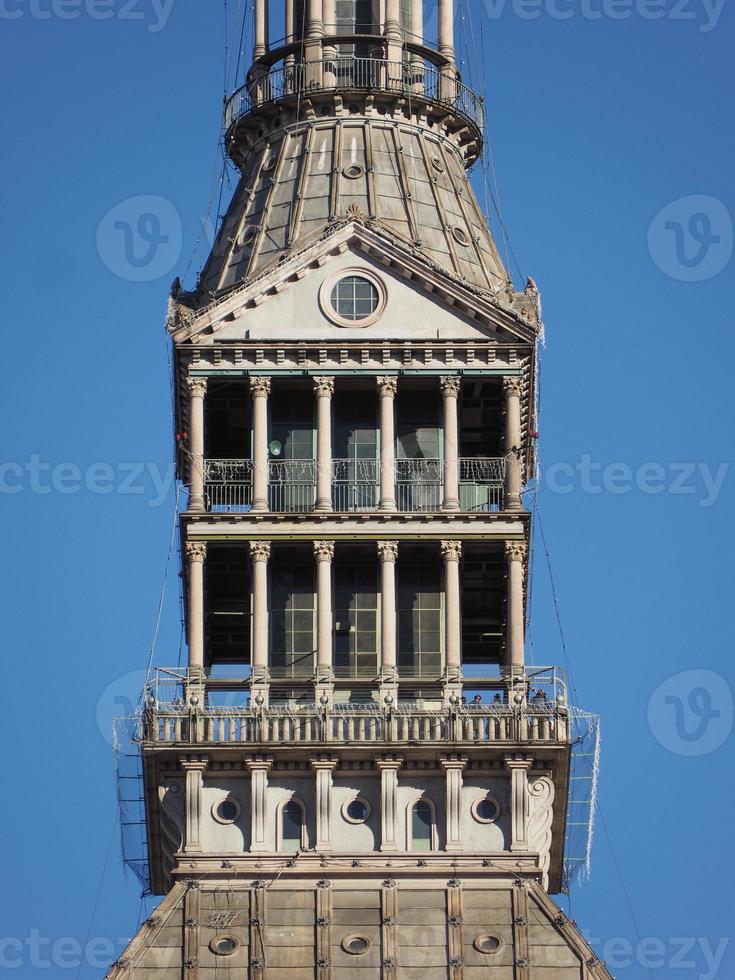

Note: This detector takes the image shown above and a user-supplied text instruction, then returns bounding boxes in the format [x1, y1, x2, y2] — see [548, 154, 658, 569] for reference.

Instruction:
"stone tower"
[109, 3, 609, 977]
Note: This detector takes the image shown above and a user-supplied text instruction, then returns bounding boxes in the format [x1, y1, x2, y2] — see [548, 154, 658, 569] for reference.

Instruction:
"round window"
[213, 798, 241, 824]
[471, 796, 500, 824]
[473, 934, 501, 954]
[342, 797, 371, 823]
[342, 935, 371, 955]
[210, 935, 239, 956]
[342, 164, 365, 180]
[330, 275, 378, 322]
[452, 226, 471, 246]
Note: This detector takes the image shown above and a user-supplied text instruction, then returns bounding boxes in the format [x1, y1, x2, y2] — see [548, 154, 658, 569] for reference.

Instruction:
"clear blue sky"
[1, 2, 733, 977]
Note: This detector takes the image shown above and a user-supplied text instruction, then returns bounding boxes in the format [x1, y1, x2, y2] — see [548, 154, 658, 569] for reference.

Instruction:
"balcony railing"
[202, 457, 506, 514]
[225, 56, 484, 135]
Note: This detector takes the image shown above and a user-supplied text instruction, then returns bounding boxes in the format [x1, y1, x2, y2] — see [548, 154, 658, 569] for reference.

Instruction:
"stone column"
[385, 0, 403, 63]
[311, 755, 338, 852]
[185, 541, 207, 678]
[253, 0, 268, 59]
[305, 0, 324, 62]
[505, 540, 527, 670]
[376, 756, 403, 851]
[503, 376, 523, 511]
[186, 377, 207, 512]
[440, 376, 461, 512]
[247, 756, 273, 852]
[322, 0, 337, 87]
[438, 0, 454, 63]
[505, 754, 532, 851]
[314, 377, 334, 512]
[377, 377, 397, 512]
[250, 541, 271, 698]
[314, 541, 335, 704]
[250, 377, 271, 513]
[378, 541, 399, 692]
[441, 755, 467, 852]
[441, 541, 462, 698]
[180, 756, 208, 853]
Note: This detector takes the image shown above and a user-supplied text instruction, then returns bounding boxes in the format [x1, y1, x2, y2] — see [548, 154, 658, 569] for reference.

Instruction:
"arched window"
[410, 799, 435, 851]
[279, 799, 305, 851]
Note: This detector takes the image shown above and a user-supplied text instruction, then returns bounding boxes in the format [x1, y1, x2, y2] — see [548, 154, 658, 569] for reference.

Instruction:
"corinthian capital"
[439, 376, 461, 397]
[249, 376, 272, 398]
[313, 540, 335, 562]
[505, 540, 528, 563]
[440, 540, 462, 562]
[249, 540, 272, 562]
[313, 376, 335, 397]
[186, 377, 208, 399]
[376, 376, 398, 397]
[185, 541, 207, 563]
[377, 540, 399, 562]
[503, 376, 523, 399]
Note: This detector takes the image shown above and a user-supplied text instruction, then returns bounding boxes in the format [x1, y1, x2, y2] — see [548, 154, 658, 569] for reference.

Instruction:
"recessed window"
[210, 935, 240, 956]
[342, 935, 371, 955]
[411, 800, 434, 851]
[320, 268, 387, 328]
[342, 164, 365, 179]
[281, 799, 304, 850]
[452, 226, 471, 246]
[212, 797, 241, 824]
[331, 275, 378, 321]
[473, 934, 502, 954]
[342, 797, 371, 824]
[471, 796, 500, 824]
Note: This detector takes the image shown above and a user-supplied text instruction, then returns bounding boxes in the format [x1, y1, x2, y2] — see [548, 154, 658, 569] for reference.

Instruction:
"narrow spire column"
[385, 0, 403, 63]
[440, 376, 461, 512]
[314, 541, 335, 703]
[250, 377, 271, 513]
[250, 541, 271, 698]
[185, 542, 207, 679]
[505, 754, 532, 851]
[438, 0, 455, 64]
[377, 377, 397, 512]
[186, 378, 207, 512]
[503, 376, 524, 511]
[314, 377, 334, 512]
[441, 540, 462, 701]
[311, 755, 338, 851]
[378, 541, 399, 692]
[180, 756, 208, 853]
[376, 756, 403, 851]
[441, 755, 467, 852]
[253, 0, 268, 59]
[322, 0, 337, 87]
[505, 540, 527, 671]
[247, 756, 273, 852]
[410, 0, 425, 93]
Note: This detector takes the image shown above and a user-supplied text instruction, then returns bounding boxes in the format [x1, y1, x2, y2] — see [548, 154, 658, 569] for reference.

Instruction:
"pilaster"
[505, 753, 533, 852]
[376, 755, 403, 851]
[311, 754, 338, 852]
[180, 755, 208, 853]
[246, 755, 273, 853]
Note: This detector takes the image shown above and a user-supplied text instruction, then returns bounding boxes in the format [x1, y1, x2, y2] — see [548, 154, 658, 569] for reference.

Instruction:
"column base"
[379, 501, 397, 513]
[442, 500, 461, 512]
[185, 666, 206, 707]
[314, 666, 335, 709]
[250, 500, 269, 513]
[250, 667, 270, 709]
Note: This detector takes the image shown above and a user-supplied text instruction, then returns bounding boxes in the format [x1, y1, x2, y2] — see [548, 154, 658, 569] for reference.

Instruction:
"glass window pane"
[282, 802, 302, 848]
[412, 802, 432, 850]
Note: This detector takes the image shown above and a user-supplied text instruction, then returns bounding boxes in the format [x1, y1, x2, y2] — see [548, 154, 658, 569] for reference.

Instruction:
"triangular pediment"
[167, 221, 541, 347]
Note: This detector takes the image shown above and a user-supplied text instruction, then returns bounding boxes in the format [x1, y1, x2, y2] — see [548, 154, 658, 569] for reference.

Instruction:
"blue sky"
[1, 2, 733, 977]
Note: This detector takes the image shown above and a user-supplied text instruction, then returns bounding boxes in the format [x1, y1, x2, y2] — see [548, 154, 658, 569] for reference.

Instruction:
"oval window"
[473, 934, 501, 954]
[342, 935, 371, 955]
[210, 935, 239, 956]
[342, 797, 371, 823]
[452, 226, 471, 246]
[471, 796, 500, 824]
[213, 798, 241, 824]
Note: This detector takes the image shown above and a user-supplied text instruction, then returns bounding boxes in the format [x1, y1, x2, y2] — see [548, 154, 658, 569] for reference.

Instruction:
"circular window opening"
[472, 796, 500, 824]
[342, 797, 371, 823]
[452, 226, 471, 246]
[210, 935, 240, 956]
[262, 153, 277, 171]
[473, 934, 502, 954]
[213, 798, 241, 824]
[238, 225, 258, 248]
[342, 935, 371, 955]
[342, 164, 364, 180]
[431, 156, 445, 172]
[330, 275, 378, 322]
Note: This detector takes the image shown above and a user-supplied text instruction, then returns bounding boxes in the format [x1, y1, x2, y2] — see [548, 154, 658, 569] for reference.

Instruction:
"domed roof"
[198, 115, 509, 300]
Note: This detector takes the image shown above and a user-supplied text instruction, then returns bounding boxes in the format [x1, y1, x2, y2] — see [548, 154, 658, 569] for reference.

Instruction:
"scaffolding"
[563, 707, 601, 890]
[113, 714, 151, 896]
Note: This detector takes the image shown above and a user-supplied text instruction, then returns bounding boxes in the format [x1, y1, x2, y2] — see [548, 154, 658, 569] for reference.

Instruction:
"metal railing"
[225, 57, 484, 133]
[201, 456, 507, 514]
[332, 457, 379, 512]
